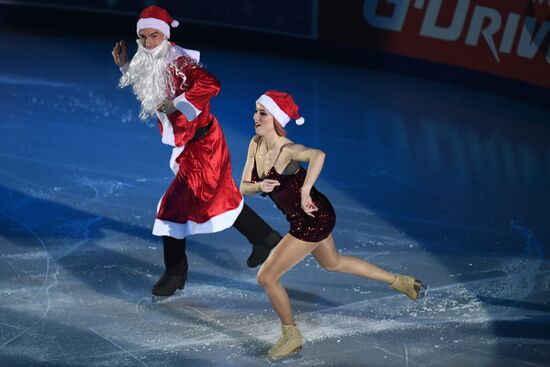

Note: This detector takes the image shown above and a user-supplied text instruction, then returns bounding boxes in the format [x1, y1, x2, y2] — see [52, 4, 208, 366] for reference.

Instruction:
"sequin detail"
[252, 160, 336, 243]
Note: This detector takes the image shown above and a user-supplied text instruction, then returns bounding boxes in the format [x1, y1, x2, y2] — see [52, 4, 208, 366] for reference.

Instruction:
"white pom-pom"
[296, 117, 305, 125]
[171, 20, 179, 27]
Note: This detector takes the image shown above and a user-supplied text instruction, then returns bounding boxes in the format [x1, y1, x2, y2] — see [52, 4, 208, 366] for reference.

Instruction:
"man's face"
[138, 28, 165, 49]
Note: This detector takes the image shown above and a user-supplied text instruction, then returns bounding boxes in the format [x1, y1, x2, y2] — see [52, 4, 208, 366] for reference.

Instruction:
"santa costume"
[118, 6, 281, 297]
[122, 5, 244, 238]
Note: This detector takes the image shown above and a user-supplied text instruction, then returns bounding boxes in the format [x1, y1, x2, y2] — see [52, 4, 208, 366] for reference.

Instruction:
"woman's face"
[253, 103, 275, 136]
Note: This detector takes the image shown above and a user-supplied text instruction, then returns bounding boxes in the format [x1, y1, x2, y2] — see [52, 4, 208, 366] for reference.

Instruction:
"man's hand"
[157, 99, 177, 114]
[112, 40, 128, 67]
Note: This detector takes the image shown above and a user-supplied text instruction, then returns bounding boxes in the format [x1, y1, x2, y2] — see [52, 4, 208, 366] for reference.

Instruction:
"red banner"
[319, 0, 550, 88]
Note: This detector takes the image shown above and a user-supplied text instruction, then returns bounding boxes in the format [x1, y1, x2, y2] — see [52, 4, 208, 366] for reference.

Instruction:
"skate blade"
[416, 283, 429, 300]
[151, 288, 184, 303]
[151, 295, 171, 303]
[267, 346, 302, 362]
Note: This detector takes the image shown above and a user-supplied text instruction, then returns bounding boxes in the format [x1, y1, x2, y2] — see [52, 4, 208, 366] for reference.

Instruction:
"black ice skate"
[151, 271, 187, 298]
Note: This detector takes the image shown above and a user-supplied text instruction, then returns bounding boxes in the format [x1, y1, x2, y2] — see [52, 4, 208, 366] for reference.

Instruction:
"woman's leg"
[256, 234, 318, 326]
[312, 234, 395, 284]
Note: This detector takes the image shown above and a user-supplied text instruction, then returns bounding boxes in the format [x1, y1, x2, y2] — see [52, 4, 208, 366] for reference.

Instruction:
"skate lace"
[273, 334, 288, 349]
[273, 329, 293, 350]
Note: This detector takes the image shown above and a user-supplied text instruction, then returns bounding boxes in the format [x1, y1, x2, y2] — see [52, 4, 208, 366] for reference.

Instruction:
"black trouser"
[162, 203, 276, 274]
[162, 236, 188, 275]
[232, 203, 275, 246]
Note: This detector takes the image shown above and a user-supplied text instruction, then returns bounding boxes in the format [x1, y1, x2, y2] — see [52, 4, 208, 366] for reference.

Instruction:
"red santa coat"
[151, 45, 243, 239]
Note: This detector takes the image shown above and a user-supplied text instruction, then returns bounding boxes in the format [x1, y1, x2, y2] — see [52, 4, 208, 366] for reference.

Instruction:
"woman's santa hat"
[257, 90, 305, 128]
[136, 5, 179, 39]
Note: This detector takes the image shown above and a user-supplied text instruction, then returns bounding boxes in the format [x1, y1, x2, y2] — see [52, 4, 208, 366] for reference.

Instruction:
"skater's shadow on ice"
[0, 186, 250, 301]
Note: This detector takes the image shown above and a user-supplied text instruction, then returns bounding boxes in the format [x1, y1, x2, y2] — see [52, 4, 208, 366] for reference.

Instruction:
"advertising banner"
[319, 0, 550, 88]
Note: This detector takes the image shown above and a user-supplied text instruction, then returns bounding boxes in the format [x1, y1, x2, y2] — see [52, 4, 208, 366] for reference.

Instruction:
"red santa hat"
[136, 5, 179, 39]
[257, 90, 305, 128]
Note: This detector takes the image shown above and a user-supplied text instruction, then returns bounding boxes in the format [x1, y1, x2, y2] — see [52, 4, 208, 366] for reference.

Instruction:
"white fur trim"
[119, 63, 129, 74]
[155, 110, 186, 173]
[167, 45, 200, 63]
[155, 110, 176, 146]
[257, 95, 290, 127]
[296, 117, 305, 125]
[152, 198, 244, 239]
[173, 93, 202, 121]
[182, 48, 200, 63]
[137, 18, 170, 39]
[169, 146, 185, 174]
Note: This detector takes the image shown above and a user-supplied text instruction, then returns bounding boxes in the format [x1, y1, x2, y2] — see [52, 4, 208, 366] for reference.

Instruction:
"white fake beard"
[119, 40, 175, 121]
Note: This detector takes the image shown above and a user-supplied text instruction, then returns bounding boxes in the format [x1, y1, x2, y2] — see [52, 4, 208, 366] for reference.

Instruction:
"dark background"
[1, 0, 549, 107]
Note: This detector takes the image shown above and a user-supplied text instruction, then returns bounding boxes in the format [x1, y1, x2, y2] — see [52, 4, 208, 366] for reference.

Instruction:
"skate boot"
[152, 236, 188, 298]
[390, 274, 427, 300]
[151, 271, 187, 297]
[267, 324, 303, 359]
[247, 230, 282, 268]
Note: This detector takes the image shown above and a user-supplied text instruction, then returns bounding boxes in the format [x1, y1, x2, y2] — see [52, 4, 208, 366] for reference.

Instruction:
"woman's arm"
[286, 144, 326, 193]
[240, 136, 280, 195]
[285, 144, 326, 216]
[240, 137, 263, 195]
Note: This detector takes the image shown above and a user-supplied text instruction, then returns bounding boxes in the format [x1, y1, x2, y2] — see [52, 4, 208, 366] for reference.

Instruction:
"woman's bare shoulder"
[282, 141, 307, 152]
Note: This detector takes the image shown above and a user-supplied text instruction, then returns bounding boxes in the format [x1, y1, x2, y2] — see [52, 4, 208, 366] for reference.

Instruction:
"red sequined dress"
[251, 143, 336, 242]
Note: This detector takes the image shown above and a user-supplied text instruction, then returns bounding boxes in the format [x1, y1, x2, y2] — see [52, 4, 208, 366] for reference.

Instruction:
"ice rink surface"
[1, 34, 549, 366]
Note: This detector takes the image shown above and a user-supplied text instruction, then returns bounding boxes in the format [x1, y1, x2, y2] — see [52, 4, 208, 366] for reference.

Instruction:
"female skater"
[240, 90, 426, 359]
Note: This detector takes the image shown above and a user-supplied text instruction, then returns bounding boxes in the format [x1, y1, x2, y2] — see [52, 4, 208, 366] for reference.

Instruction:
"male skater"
[112, 5, 280, 297]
